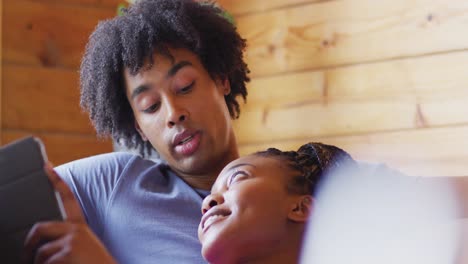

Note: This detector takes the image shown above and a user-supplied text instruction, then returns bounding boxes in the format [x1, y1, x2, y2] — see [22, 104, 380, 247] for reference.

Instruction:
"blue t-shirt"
[56, 152, 209, 264]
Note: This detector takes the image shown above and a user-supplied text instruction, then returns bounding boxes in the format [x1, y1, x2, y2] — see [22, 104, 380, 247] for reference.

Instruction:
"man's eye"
[143, 103, 160, 113]
[227, 171, 249, 187]
[178, 81, 195, 94]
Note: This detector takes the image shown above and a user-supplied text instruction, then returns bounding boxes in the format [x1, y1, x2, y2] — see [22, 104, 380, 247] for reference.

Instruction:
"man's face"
[198, 155, 300, 262]
[124, 48, 237, 179]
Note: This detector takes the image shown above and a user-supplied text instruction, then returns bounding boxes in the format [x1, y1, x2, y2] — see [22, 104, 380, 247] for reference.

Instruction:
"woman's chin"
[201, 235, 235, 264]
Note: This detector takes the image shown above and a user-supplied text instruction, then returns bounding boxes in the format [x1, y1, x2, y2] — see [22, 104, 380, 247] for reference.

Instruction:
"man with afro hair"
[24, 0, 249, 263]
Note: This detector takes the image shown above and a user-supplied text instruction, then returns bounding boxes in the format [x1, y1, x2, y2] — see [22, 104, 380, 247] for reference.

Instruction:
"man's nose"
[164, 97, 188, 127]
[201, 193, 224, 215]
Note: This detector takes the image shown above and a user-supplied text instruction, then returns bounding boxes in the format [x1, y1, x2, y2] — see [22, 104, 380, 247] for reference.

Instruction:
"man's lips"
[201, 208, 231, 232]
[172, 130, 198, 146]
[173, 130, 201, 156]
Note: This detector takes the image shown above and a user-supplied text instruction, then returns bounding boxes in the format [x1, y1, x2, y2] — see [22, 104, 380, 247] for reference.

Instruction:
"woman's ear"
[135, 120, 148, 141]
[288, 195, 313, 223]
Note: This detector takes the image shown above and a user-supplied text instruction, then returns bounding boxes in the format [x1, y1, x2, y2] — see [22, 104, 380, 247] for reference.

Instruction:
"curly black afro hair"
[255, 142, 357, 195]
[80, 0, 250, 156]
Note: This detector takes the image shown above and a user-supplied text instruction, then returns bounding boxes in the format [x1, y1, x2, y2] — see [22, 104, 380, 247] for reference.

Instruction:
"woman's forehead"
[224, 155, 271, 170]
[217, 154, 292, 182]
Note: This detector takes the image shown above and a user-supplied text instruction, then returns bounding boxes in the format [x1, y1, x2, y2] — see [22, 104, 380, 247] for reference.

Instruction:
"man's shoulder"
[58, 151, 138, 167]
[56, 152, 165, 172]
[54, 152, 169, 188]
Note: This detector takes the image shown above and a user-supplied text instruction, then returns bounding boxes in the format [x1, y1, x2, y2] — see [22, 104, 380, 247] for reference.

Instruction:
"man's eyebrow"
[166, 60, 193, 78]
[131, 84, 150, 100]
[130, 61, 192, 100]
[227, 163, 256, 171]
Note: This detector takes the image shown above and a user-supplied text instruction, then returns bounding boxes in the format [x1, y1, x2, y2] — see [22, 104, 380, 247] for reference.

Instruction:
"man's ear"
[218, 78, 231, 96]
[288, 195, 313, 223]
[134, 120, 148, 141]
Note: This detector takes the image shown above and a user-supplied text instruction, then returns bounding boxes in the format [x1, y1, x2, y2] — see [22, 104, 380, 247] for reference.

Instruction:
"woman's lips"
[201, 208, 232, 233]
[203, 214, 228, 233]
[174, 131, 201, 156]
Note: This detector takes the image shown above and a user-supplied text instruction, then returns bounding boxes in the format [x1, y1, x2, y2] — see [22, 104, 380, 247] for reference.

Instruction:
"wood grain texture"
[2, 65, 96, 133]
[245, 50, 468, 108]
[235, 97, 468, 144]
[2, 131, 113, 166]
[216, 0, 322, 15]
[245, 70, 325, 108]
[237, 125, 468, 177]
[27, 0, 120, 8]
[324, 51, 468, 101]
[3, 0, 115, 68]
[237, 0, 468, 77]
[236, 51, 468, 144]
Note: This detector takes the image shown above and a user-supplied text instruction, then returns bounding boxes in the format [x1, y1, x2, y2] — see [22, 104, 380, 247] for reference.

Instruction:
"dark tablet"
[0, 137, 65, 263]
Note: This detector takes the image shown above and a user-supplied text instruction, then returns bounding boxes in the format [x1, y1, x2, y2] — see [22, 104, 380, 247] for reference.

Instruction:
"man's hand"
[23, 163, 117, 264]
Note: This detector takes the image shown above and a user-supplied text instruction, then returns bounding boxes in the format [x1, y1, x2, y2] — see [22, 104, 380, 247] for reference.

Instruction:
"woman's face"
[197, 154, 304, 263]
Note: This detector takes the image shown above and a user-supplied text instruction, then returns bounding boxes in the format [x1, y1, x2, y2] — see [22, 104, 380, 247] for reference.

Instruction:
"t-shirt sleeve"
[54, 152, 138, 237]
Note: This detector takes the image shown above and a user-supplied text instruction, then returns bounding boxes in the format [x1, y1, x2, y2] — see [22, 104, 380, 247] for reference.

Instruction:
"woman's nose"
[201, 193, 224, 215]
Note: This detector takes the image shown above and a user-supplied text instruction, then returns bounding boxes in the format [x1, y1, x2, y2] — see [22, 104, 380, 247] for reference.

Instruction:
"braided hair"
[255, 143, 356, 195]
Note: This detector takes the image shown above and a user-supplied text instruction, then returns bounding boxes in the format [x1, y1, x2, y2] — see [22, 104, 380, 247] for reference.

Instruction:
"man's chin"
[175, 153, 217, 174]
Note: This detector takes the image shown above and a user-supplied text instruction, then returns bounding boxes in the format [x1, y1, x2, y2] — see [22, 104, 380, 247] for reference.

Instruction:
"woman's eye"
[178, 81, 195, 94]
[143, 103, 160, 113]
[228, 171, 249, 187]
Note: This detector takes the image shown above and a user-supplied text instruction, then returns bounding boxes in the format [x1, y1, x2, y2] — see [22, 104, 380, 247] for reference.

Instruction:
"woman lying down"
[198, 142, 356, 264]
[198, 142, 462, 264]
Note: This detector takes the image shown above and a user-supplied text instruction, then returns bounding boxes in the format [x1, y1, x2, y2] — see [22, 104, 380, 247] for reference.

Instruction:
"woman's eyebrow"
[213, 163, 255, 191]
[226, 163, 256, 171]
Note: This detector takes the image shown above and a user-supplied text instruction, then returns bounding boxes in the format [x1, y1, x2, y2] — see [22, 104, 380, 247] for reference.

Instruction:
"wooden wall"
[218, 0, 468, 177]
[2, 0, 467, 175]
[1, 0, 118, 165]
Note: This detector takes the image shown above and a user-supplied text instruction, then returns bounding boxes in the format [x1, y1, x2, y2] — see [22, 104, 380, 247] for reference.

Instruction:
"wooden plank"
[245, 70, 325, 108]
[236, 51, 468, 144]
[234, 96, 468, 144]
[216, 0, 322, 16]
[28, 0, 120, 8]
[3, 0, 115, 68]
[246, 51, 468, 107]
[2, 131, 113, 166]
[2, 65, 96, 133]
[237, 0, 468, 77]
[325, 51, 468, 101]
[237, 125, 468, 177]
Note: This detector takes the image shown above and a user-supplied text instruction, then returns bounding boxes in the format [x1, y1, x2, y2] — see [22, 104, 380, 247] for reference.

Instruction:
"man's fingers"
[23, 222, 73, 264]
[34, 237, 68, 264]
[42, 249, 70, 264]
[44, 162, 85, 223]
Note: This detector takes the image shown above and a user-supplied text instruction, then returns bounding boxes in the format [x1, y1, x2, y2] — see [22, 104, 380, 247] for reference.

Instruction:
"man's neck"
[177, 142, 240, 190]
[182, 174, 218, 190]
